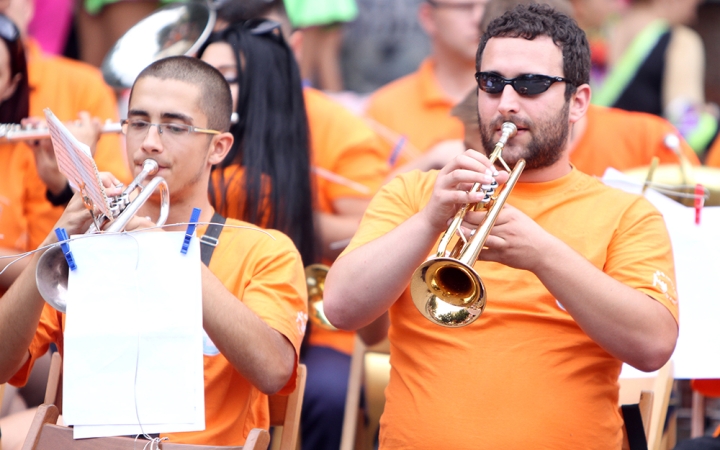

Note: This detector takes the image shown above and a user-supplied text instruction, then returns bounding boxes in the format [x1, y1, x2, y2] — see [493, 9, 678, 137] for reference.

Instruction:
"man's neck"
[431, 48, 478, 105]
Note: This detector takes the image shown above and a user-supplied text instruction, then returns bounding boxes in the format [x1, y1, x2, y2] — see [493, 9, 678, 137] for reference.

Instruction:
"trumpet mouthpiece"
[501, 122, 517, 138]
[142, 159, 159, 176]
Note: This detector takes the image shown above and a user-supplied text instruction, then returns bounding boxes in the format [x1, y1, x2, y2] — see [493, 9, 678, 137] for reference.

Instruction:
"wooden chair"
[22, 353, 306, 450]
[339, 336, 390, 450]
[618, 360, 675, 450]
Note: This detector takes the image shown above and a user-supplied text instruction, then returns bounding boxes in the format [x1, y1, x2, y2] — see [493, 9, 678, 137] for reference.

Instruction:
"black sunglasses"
[0, 14, 20, 43]
[475, 72, 571, 96]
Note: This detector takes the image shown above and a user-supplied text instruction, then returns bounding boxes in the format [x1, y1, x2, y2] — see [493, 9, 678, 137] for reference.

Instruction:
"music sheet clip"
[181, 208, 201, 255]
[694, 184, 705, 225]
[55, 228, 77, 271]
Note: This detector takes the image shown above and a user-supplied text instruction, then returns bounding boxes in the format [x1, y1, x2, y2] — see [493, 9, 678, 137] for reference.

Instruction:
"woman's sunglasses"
[475, 72, 571, 96]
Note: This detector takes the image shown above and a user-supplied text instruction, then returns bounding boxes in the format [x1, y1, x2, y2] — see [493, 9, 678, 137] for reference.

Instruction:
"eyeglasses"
[426, 0, 487, 11]
[0, 14, 20, 43]
[121, 119, 221, 141]
[475, 72, 571, 96]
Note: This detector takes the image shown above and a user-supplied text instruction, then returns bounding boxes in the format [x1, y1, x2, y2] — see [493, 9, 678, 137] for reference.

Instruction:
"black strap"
[200, 212, 226, 266]
[621, 404, 649, 450]
[46, 182, 74, 206]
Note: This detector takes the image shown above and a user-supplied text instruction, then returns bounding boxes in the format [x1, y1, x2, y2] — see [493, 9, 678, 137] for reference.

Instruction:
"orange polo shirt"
[570, 105, 700, 176]
[365, 58, 464, 166]
[0, 39, 129, 294]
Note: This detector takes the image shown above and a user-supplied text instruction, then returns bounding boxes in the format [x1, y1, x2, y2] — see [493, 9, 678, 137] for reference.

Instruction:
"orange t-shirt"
[304, 88, 389, 355]
[365, 58, 464, 166]
[10, 221, 308, 446]
[570, 105, 700, 177]
[342, 168, 678, 448]
[0, 39, 129, 293]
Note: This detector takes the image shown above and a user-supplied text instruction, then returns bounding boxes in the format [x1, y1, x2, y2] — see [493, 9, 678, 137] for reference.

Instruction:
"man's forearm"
[200, 266, 296, 395]
[0, 252, 46, 382]
[534, 235, 678, 371]
[324, 211, 442, 331]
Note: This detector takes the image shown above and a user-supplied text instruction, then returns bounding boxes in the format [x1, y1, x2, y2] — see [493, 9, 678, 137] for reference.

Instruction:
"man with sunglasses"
[0, 56, 308, 446]
[323, 4, 678, 448]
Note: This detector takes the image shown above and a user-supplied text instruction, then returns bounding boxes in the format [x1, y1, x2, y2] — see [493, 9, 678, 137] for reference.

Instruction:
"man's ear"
[568, 83, 591, 125]
[207, 132, 234, 166]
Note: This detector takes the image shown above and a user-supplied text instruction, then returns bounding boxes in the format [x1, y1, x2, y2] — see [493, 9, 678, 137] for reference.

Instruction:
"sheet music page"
[62, 231, 205, 437]
[44, 108, 110, 217]
[603, 168, 720, 379]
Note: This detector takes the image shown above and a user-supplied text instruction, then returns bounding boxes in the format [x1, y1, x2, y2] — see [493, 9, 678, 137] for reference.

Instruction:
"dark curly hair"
[476, 3, 590, 100]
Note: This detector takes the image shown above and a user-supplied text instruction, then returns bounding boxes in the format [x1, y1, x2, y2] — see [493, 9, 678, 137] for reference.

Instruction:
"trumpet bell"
[35, 246, 71, 313]
[305, 264, 337, 331]
[411, 257, 485, 327]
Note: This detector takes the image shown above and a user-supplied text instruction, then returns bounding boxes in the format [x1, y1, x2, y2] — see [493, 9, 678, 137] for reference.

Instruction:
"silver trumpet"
[35, 159, 170, 313]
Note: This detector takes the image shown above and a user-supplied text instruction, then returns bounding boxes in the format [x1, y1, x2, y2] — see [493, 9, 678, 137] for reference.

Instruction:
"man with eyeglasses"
[0, 56, 308, 446]
[366, 0, 487, 171]
[323, 4, 678, 448]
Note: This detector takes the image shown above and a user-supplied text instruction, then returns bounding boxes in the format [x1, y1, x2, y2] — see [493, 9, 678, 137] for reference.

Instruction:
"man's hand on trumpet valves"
[38, 172, 126, 248]
[471, 202, 558, 273]
[419, 148, 509, 233]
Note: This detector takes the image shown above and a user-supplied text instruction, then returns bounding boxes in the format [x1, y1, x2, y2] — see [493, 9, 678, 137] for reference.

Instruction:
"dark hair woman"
[199, 19, 317, 266]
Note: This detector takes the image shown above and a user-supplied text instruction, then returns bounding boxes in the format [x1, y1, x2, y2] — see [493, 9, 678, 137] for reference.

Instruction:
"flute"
[0, 113, 239, 143]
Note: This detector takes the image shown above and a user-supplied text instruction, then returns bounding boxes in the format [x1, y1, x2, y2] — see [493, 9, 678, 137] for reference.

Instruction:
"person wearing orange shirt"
[324, 5, 678, 448]
[201, 3, 389, 449]
[452, 88, 700, 177]
[0, 56, 307, 446]
[365, 0, 486, 171]
[0, 0, 129, 293]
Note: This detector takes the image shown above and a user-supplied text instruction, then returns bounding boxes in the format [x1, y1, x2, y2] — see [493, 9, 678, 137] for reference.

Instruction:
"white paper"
[603, 168, 720, 379]
[44, 108, 110, 217]
[62, 231, 205, 437]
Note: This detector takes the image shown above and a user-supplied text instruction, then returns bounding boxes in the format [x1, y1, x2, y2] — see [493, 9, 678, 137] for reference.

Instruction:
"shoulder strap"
[621, 403, 649, 450]
[200, 212, 226, 267]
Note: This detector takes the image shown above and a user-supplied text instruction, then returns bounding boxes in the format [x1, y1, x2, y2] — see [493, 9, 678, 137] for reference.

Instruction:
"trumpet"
[35, 159, 170, 313]
[305, 264, 337, 330]
[410, 122, 524, 327]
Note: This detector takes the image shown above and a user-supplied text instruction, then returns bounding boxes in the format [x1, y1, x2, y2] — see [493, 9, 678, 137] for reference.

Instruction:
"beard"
[478, 101, 570, 170]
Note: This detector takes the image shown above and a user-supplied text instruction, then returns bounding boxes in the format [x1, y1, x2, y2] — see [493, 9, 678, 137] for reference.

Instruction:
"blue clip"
[55, 228, 77, 271]
[181, 208, 201, 255]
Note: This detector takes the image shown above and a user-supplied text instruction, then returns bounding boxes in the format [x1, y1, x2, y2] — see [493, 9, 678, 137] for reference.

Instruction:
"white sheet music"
[62, 231, 205, 438]
[44, 108, 110, 217]
[603, 168, 720, 379]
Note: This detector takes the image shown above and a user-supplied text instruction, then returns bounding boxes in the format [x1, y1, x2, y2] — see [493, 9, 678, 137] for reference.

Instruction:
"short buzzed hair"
[132, 56, 233, 132]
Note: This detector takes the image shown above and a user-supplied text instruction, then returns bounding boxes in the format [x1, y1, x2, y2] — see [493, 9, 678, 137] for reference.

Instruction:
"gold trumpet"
[305, 264, 338, 330]
[411, 122, 524, 327]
